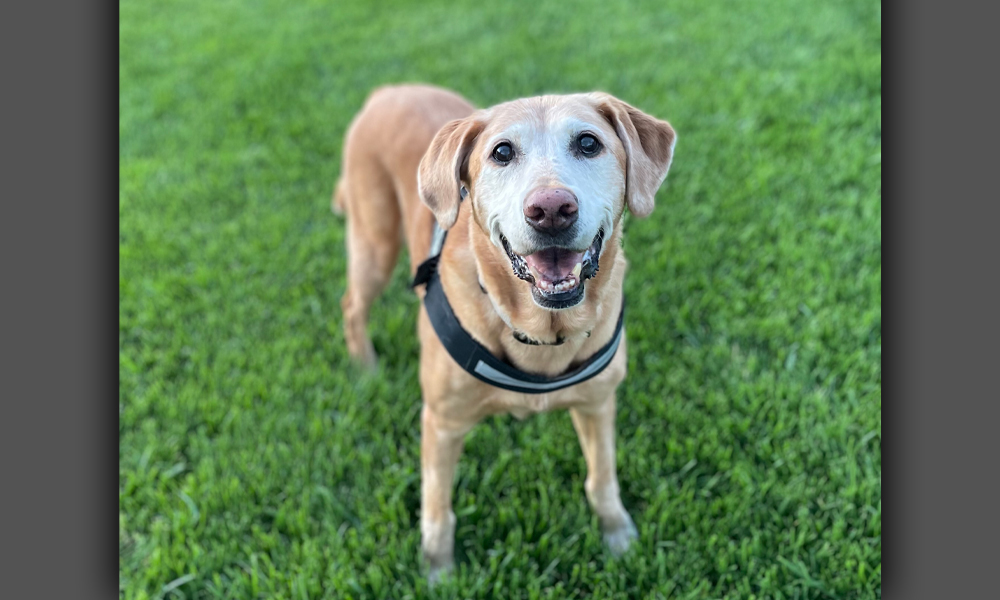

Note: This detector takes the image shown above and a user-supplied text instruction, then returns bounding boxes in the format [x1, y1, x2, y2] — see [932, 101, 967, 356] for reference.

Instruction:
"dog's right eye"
[492, 142, 514, 164]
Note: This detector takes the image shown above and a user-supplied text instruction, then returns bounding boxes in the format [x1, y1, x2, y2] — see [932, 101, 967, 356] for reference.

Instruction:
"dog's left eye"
[492, 142, 514, 164]
[577, 133, 601, 156]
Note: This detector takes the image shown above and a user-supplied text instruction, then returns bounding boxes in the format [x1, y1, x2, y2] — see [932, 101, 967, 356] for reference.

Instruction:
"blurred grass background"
[119, 0, 881, 598]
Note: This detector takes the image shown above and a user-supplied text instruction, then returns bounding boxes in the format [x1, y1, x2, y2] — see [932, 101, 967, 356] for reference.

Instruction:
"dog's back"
[335, 85, 475, 365]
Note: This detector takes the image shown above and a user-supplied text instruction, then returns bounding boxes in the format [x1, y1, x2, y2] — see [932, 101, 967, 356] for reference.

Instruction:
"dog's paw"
[348, 342, 379, 371]
[422, 512, 456, 586]
[602, 514, 638, 557]
[356, 352, 379, 371]
[426, 562, 453, 587]
[424, 551, 454, 587]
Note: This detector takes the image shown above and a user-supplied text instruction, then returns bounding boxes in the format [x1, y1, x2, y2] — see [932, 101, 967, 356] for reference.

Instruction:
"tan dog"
[334, 84, 676, 581]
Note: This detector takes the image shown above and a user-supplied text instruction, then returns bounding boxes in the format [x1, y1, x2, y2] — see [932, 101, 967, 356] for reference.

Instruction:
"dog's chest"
[494, 392, 566, 420]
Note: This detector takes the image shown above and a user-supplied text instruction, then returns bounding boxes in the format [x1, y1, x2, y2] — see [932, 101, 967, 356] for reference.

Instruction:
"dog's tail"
[331, 176, 348, 216]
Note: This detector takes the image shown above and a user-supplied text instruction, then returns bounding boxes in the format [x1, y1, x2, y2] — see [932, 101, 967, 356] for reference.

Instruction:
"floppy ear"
[417, 117, 485, 229]
[592, 94, 677, 218]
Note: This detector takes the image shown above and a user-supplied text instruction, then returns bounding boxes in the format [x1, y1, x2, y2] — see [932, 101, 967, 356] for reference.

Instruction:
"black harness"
[411, 220, 624, 394]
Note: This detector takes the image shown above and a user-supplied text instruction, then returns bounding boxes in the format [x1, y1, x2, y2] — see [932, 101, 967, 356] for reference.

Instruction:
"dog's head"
[418, 93, 676, 310]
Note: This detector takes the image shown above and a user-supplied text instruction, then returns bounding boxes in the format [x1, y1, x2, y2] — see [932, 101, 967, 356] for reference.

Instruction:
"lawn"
[118, 0, 881, 598]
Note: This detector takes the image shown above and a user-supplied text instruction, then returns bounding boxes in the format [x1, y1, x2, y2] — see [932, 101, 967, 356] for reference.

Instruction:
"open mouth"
[500, 229, 604, 309]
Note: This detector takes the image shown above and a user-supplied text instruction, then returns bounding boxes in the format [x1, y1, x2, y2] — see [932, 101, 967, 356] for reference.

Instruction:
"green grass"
[118, 0, 881, 597]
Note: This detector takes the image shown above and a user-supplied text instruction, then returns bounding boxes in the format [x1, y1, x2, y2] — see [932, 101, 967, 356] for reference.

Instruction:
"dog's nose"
[523, 187, 578, 233]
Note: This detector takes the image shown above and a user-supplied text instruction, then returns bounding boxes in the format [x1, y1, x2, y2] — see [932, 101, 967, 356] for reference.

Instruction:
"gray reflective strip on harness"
[472, 323, 623, 391]
[429, 222, 447, 257]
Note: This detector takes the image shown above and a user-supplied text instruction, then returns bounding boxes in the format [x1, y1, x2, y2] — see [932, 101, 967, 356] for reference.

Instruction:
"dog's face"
[419, 93, 676, 310]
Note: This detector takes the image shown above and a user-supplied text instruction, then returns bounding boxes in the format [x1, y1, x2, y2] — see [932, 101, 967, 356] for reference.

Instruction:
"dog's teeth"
[571, 262, 582, 279]
[546, 278, 578, 293]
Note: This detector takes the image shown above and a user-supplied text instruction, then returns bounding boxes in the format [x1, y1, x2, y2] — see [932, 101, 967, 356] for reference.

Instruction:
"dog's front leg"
[570, 393, 638, 556]
[420, 404, 468, 582]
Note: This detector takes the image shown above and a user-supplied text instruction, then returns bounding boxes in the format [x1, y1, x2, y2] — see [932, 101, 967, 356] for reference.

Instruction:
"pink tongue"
[523, 248, 584, 282]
